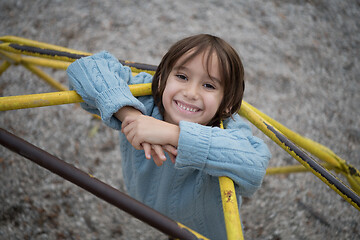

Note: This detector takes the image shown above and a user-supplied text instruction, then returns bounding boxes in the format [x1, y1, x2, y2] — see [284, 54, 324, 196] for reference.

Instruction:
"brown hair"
[152, 34, 245, 127]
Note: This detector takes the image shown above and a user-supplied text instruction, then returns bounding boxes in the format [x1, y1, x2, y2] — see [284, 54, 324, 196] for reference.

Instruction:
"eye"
[204, 83, 216, 89]
[176, 74, 187, 81]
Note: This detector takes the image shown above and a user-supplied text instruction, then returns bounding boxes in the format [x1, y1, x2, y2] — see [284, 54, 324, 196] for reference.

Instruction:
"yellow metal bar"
[0, 35, 91, 56]
[219, 121, 244, 240]
[21, 56, 70, 70]
[238, 104, 360, 211]
[0, 60, 11, 75]
[0, 91, 82, 111]
[0, 83, 152, 111]
[176, 222, 209, 240]
[129, 66, 156, 76]
[266, 163, 335, 175]
[347, 175, 360, 196]
[243, 102, 340, 167]
[0, 38, 156, 75]
[0, 49, 68, 96]
[219, 177, 244, 240]
[242, 101, 360, 194]
[0, 43, 87, 62]
[20, 57, 138, 77]
[0, 49, 74, 95]
[0, 49, 22, 64]
[0, 45, 144, 76]
[22, 62, 68, 91]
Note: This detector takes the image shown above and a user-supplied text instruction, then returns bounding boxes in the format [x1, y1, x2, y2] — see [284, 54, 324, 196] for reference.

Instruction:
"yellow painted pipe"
[267, 165, 360, 197]
[0, 49, 22, 64]
[22, 62, 68, 91]
[0, 35, 91, 56]
[219, 121, 244, 240]
[0, 48, 139, 93]
[242, 101, 360, 194]
[266, 163, 335, 175]
[0, 43, 87, 63]
[21, 56, 71, 70]
[219, 177, 244, 240]
[0, 83, 152, 111]
[243, 102, 342, 168]
[0, 60, 11, 75]
[0, 91, 82, 111]
[0, 36, 156, 75]
[239, 104, 360, 211]
[176, 222, 209, 240]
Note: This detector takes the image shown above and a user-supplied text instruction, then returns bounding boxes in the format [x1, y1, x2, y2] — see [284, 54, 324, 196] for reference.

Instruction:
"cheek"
[208, 93, 223, 109]
[162, 85, 174, 110]
[162, 84, 170, 101]
[162, 79, 177, 100]
[161, 89, 168, 109]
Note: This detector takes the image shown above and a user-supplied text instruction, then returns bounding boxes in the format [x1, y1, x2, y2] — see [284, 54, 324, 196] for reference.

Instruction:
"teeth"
[177, 102, 198, 112]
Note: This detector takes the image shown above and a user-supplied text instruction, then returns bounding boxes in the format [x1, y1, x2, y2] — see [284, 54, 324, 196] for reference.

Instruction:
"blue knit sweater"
[67, 51, 271, 239]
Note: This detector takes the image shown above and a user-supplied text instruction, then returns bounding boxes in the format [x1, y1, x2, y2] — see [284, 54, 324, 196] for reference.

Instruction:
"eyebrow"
[173, 65, 222, 85]
[173, 65, 188, 72]
[209, 75, 222, 85]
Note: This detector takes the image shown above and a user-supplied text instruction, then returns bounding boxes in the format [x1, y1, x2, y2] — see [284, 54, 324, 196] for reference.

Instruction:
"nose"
[183, 82, 199, 100]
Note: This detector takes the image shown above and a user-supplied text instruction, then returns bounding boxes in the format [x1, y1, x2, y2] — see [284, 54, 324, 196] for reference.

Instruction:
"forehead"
[174, 49, 222, 80]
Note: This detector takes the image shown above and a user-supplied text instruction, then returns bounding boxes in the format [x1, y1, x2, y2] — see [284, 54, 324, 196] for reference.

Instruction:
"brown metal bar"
[0, 128, 207, 240]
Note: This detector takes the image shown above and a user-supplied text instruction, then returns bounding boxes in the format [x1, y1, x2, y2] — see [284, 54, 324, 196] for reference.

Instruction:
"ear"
[224, 104, 232, 114]
[223, 106, 232, 118]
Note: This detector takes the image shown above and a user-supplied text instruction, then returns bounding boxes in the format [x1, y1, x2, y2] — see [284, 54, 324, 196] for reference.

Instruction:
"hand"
[163, 144, 178, 164]
[142, 143, 177, 166]
[115, 106, 179, 166]
[121, 115, 179, 150]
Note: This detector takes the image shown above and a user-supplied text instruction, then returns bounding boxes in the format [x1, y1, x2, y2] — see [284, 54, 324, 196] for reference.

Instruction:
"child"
[67, 34, 271, 239]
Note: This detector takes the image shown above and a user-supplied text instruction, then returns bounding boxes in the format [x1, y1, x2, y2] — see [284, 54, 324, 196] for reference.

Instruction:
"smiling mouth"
[175, 100, 201, 113]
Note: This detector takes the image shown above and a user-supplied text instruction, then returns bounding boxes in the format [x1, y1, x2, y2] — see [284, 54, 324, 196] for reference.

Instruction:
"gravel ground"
[1, 0, 359, 239]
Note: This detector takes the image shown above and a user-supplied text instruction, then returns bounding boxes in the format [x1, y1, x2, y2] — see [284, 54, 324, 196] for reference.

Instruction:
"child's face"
[162, 51, 224, 125]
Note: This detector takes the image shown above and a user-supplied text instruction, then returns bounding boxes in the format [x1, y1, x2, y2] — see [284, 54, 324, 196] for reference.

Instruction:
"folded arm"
[67, 51, 177, 165]
[67, 51, 151, 130]
[175, 114, 271, 196]
[116, 108, 179, 166]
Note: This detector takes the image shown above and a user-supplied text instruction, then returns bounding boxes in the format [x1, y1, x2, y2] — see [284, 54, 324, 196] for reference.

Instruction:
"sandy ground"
[0, 0, 359, 239]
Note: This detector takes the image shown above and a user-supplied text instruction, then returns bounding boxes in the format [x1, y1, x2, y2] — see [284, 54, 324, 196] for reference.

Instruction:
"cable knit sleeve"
[175, 114, 271, 196]
[67, 51, 153, 130]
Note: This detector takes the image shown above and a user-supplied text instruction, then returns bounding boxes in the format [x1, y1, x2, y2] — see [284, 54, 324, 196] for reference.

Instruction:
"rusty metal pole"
[0, 128, 208, 240]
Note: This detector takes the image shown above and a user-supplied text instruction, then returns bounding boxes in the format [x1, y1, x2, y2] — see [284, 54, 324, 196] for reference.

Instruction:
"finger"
[162, 145, 177, 164]
[121, 115, 140, 134]
[168, 153, 176, 164]
[163, 144, 178, 156]
[152, 153, 164, 167]
[142, 143, 152, 159]
[122, 123, 143, 150]
[124, 128, 137, 148]
[152, 145, 167, 161]
[121, 116, 133, 133]
[121, 119, 134, 135]
[150, 145, 166, 166]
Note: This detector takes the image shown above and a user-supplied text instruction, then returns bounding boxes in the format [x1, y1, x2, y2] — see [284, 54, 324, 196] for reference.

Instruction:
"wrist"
[114, 106, 142, 121]
[167, 123, 180, 147]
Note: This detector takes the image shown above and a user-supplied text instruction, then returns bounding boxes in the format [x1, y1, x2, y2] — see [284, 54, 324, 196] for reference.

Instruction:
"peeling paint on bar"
[264, 121, 360, 210]
[9, 43, 89, 60]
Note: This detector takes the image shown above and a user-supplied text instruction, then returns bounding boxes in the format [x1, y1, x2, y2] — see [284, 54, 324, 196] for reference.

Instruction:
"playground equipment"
[0, 36, 359, 239]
